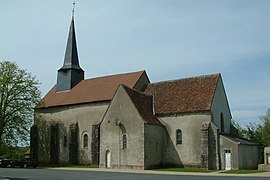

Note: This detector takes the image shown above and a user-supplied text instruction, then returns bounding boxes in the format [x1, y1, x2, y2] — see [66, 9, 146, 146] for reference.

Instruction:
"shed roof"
[144, 74, 220, 115]
[221, 135, 259, 146]
[37, 71, 146, 108]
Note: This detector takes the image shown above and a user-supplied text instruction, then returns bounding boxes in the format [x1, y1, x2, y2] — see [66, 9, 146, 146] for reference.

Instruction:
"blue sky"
[1, 0, 270, 126]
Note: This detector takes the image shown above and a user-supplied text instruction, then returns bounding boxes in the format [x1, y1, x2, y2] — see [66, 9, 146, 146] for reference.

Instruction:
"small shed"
[220, 135, 260, 170]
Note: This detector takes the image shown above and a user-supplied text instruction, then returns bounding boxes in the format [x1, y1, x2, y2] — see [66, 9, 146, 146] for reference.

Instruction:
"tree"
[0, 61, 41, 150]
[254, 109, 270, 147]
[236, 109, 270, 147]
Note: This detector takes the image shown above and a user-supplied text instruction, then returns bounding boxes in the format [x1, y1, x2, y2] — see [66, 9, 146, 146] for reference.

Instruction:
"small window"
[83, 134, 88, 148]
[63, 136, 67, 147]
[176, 129, 182, 145]
[122, 134, 127, 149]
[221, 113, 224, 133]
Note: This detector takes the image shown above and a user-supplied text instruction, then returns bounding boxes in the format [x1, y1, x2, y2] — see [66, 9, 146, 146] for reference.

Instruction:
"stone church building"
[31, 16, 259, 170]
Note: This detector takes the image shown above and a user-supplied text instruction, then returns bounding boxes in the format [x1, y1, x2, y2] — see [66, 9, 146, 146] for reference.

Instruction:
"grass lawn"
[152, 168, 267, 174]
[221, 170, 267, 174]
[152, 167, 217, 173]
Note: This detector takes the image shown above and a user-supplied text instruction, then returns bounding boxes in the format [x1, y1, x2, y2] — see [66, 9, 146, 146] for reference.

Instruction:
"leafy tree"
[0, 61, 41, 150]
[254, 109, 270, 147]
[235, 109, 270, 147]
[231, 119, 248, 138]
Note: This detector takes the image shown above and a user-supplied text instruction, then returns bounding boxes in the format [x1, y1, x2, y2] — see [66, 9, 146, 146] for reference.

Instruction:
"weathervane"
[72, 1, 75, 17]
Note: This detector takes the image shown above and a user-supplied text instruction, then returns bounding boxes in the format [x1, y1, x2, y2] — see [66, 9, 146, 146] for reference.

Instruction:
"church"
[31, 15, 259, 170]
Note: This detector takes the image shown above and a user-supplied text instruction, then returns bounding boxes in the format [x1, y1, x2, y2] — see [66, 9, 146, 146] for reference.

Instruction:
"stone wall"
[258, 146, 270, 171]
[211, 78, 232, 134]
[99, 86, 145, 169]
[159, 113, 211, 167]
[34, 102, 108, 165]
[220, 135, 238, 170]
[144, 124, 164, 169]
[258, 164, 270, 171]
[200, 122, 209, 169]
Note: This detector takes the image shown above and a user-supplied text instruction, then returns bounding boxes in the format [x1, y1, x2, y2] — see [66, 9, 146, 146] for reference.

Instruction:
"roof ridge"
[149, 73, 221, 85]
[82, 70, 145, 82]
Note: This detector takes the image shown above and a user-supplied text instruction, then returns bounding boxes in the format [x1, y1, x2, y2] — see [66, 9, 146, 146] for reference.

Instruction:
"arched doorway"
[105, 150, 111, 168]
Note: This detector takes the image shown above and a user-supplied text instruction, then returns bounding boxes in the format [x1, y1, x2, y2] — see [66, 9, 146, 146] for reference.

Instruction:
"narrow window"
[221, 113, 225, 133]
[176, 129, 182, 145]
[122, 134, 127, 149]
[63, 136, 67, 147]
[83, 134, 88, 148]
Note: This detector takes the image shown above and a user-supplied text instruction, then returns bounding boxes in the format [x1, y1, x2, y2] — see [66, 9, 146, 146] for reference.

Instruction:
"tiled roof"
[37, 71, 146, 108]
[144, 74, 220, 115]
[122, 85, 164, 127]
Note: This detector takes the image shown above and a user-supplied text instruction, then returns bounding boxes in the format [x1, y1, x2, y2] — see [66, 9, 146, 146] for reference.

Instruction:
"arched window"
[176, 129, 182, 145]
[83, 134, 88, 148]
[122, 134, 127, 149]
[221, 113, 225, 133]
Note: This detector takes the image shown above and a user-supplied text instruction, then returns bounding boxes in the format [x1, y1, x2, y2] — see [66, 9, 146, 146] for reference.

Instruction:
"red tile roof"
[37, 71, 146, 108]
[122, 85, 164, 127]
[144, 74, 220, 115]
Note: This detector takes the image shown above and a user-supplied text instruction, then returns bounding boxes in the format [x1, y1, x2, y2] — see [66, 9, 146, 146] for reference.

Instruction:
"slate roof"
[122, 85, 164, 127]
[144, 74, 221, 115]
[37, 71, 146, 108]
[221, 135, 259, 146]
[59, 16, 82, 71]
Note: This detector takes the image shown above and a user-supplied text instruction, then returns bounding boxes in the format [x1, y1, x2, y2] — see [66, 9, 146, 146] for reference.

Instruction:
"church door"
[224, 150, 231, 170]
[105, 150, 111, 168]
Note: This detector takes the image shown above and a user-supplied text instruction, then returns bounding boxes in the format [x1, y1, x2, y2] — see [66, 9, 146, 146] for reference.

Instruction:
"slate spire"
[56, 14, 84, 92]
[61, 16, 81, 70]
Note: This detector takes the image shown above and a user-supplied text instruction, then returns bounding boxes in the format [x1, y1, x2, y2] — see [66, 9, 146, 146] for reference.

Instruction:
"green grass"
[152, 167, 217, 173]
[221, 170, 267, 174]
[154, 168, 267, 174]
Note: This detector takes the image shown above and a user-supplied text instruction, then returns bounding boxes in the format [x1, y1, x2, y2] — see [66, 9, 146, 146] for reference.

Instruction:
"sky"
[1, 0, 270, 126]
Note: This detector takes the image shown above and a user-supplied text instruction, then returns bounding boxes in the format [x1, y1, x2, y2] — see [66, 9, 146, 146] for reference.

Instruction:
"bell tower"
[56, 6, 84, 92]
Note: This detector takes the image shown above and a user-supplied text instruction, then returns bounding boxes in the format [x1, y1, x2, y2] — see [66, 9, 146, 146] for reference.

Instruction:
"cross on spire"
[72, 1, 75, 17]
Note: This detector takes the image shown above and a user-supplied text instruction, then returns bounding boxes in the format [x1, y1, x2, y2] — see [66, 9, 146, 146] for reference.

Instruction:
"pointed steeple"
[56, 15, 84, 92]
[60, 16, 82, 70]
